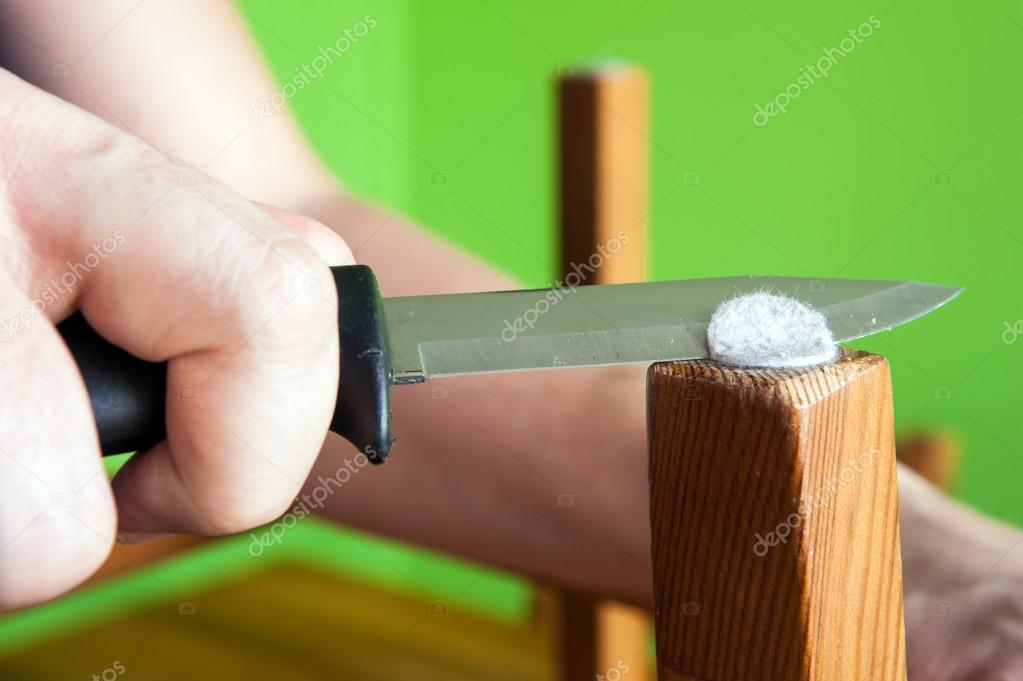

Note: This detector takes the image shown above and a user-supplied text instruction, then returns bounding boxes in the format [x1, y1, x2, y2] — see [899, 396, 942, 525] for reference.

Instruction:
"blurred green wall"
[240, 0, 1023, 525]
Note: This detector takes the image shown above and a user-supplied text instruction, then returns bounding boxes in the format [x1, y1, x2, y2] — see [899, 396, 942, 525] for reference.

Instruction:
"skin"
[0, 66, 353, 606]
[0, 1, 1021, 678]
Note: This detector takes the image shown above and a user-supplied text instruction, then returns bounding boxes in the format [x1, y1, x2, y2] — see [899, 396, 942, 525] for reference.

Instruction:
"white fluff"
[707, 292, 837, 368]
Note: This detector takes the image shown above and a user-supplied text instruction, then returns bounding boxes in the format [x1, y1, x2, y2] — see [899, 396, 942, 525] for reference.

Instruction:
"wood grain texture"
[647, 351, 906, 681]
[558, 65, 648, 283]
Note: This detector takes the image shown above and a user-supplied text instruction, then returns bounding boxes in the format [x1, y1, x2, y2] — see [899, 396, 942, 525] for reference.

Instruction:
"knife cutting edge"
[58, 265, 962, 463]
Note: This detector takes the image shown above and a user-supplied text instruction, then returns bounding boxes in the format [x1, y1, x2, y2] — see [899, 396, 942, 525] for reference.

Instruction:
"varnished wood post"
[647, 351, 906, 681]
[558, 64, 648, 283]
[556, 63, 653, 681]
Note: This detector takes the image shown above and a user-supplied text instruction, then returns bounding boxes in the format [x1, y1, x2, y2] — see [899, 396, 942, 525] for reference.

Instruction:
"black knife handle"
[58, 264, 394, 464]
[328, 264, 393, 462]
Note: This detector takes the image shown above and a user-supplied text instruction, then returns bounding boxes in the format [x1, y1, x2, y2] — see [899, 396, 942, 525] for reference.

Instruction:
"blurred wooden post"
[558, 64, 648, 283]
[554, 592, 599, 680]
[898, 431, 960, 491]
[647, 351, 907, 681]
[555, 64, 652, 680]
[596, 601, 651, 677]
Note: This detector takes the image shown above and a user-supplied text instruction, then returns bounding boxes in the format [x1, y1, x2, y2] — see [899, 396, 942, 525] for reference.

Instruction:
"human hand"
[0, 69, 352, 608]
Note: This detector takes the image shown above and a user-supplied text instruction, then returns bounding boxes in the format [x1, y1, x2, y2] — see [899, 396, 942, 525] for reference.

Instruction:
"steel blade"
[383, 277, 962, 383]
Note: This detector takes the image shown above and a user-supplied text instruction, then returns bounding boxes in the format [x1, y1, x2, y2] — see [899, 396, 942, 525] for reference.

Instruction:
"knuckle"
[244, 238, 337, 349]
[280, 213, 325, 236]
[276, 214, 355, 265]
[251, 238, 327, 303]
[84, 125, 166, 189]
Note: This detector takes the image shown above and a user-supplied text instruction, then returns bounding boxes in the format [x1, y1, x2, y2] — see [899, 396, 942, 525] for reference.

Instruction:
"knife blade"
[59, 265, 961, 463]
[385, 276, 961, 382]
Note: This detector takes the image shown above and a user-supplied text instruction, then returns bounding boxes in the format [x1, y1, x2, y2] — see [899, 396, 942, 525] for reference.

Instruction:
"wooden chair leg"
[551, 593, 652, 681]
[558, 63, 649, 284]
[596, 601, 651, 678]
[555, 63, 653, 681]
[897, 430, 960, 491]
[554, 591, 599, 680]
[647, 351, 907, 681]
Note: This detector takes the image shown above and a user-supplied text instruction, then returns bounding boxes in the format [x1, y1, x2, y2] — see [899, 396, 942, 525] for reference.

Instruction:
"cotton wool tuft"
[707, 292, 837, 368]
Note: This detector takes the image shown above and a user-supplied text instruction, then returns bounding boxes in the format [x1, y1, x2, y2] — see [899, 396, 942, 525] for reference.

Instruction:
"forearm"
[898, 464, 1023, 597]
[298, 194, 653, 606]
[0, 0, 335, 207]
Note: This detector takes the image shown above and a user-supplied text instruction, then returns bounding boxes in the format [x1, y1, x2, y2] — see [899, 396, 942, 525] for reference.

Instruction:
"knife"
[58, 265, 961, 463]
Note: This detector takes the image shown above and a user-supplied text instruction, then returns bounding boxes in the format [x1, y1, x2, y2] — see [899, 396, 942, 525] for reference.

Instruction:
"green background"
[239, 0, 1023, 524]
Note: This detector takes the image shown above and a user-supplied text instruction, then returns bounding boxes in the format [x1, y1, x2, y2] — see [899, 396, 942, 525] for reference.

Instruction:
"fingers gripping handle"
[58, 265, 395, 464]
